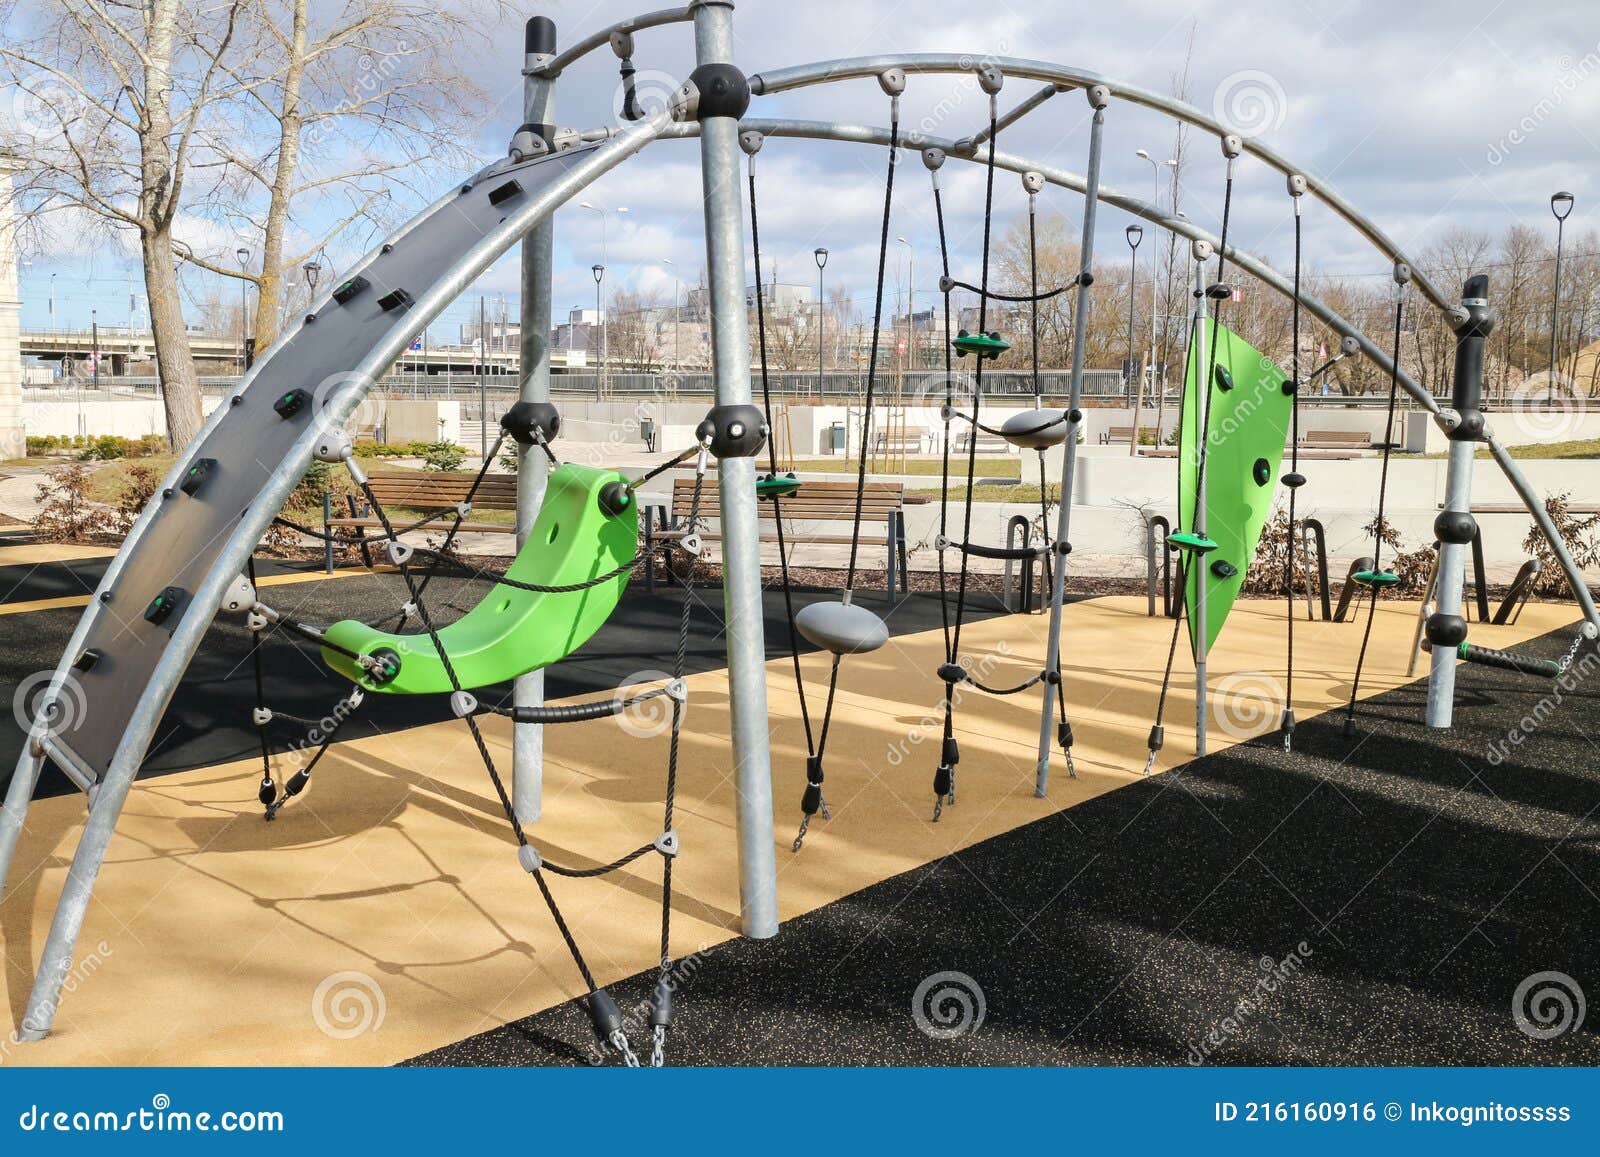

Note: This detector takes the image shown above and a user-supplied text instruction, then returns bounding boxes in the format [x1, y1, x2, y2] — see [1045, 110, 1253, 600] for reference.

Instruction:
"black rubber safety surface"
[408, 623, 1600, 1067]
[0, 555, 1005, 800]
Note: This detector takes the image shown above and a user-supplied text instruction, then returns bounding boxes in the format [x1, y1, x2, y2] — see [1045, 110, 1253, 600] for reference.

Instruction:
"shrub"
[33, 465, 116, 543]
[1522, 491, 1600, 596]
[420, 440, 467, 472]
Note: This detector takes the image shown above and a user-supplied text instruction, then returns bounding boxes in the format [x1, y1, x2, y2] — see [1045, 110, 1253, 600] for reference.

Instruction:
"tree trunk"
[252, 0, 309, 353]
[140, 0, 203, 450]
[144, 227, 203, 448]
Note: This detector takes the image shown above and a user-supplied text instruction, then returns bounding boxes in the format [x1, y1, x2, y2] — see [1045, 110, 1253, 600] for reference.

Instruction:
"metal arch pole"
[1034, 91, 1104, 796]
[1487, 435, 1599, 629]
[692, 0, 778, 939]
[16, 123, 670, 1040]
[745, 54, 1451, 314]
[533, 5, 694, 78]
[513, 17, 558, 823]
[1191, 254, 1211, 757]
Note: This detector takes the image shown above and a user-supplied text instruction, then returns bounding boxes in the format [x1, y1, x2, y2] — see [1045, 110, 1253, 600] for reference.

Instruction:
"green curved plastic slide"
[1179, 317, 1291, 655]
[321, 463, 638, 694]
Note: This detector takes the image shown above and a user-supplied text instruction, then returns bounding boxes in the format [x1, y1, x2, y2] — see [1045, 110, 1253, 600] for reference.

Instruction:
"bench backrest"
[670, 476, 903, 523]
[1304, 429, 1371, 444]
[364, 468, 519, 511]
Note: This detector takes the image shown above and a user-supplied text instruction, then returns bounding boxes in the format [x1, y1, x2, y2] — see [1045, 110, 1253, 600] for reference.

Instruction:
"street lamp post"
[591, 263, 605, 399]
[1125, 224, 1144, 453]
[1136, 149, 1178, 402]
[1549, 191, 1576, 404]
[49, 272, 57, 331]
[659, 257, 681, 373]
[235, 246, 251, 373]
[814, 246, 828, 395]
[90, 308, 99, 392]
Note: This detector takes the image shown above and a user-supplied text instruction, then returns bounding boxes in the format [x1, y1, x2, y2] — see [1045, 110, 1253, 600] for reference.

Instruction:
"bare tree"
[4, 0, 249, 448]
[175, 0, 497, 352]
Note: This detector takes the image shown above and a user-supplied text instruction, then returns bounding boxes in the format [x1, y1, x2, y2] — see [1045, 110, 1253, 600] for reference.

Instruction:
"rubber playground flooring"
[0, 573, 1590, 1065]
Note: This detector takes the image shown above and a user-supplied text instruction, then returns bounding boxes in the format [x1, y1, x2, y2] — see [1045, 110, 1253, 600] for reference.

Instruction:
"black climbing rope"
[746, 142, 828, 852]
[1281, 180, 1306, 751]
[1343, 266, 1409, 734]
[787, 88, 902, 846]
[248, 429, 709, 1065]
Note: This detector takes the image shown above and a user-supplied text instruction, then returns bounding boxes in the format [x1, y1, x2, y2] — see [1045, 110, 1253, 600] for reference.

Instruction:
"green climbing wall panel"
[1178, 317, 1292, 655]
[321, 463, 637, 693]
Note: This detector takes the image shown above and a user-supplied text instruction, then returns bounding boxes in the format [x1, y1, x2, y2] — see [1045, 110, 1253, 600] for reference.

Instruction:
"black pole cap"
[933, 763, 953, 798]
[526, 16, 556, 55]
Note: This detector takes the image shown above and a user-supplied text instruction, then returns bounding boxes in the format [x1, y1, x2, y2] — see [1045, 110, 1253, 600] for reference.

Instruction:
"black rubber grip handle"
[1458, 644, 1560, 679]
[954, 540, 1046, 562]
[512, 694, 662, 724]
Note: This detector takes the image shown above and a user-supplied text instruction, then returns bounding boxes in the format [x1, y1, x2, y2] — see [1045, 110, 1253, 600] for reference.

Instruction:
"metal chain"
[1557, 631, 1585, 675]
[609, 1028, 640, 1067]
[651, 1024, 666, 1069]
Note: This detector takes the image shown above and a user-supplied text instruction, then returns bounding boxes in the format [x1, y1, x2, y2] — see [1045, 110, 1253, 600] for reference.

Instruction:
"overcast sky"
[14, 0, 1599, 339]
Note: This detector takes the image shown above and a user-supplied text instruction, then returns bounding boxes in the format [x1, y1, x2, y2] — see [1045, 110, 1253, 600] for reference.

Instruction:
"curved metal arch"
[746, 53, 1451, 314]
[660, 117, 1439, 415]
[534, 5, 694, 78]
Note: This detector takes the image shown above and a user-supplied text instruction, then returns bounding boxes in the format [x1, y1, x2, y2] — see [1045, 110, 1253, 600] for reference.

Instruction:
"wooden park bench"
[323, 468, 517, 572]
[874, 428, 928, 455]
[1302, 429, 1373, 450]
[645, 476, 909, 598]
[1101, 425, 1137, 445]
[953, 429, 1014, 455]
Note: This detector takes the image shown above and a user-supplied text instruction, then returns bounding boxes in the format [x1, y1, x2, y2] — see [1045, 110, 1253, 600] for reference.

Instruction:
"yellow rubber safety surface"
[0, 544, 118, 567]
[0, 596, 1581, 1066]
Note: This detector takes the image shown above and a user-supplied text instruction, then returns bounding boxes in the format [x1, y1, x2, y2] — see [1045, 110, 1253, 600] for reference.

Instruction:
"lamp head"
[814, 247, 829, 269]
[1551, 191, 1575, 221]
[592, 264, 605, 282]
[1126, 224, 1144, 247]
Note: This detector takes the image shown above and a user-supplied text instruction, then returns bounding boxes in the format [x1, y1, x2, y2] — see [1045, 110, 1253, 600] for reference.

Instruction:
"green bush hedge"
[26, 433, 168, 460]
